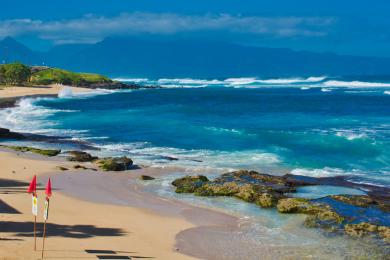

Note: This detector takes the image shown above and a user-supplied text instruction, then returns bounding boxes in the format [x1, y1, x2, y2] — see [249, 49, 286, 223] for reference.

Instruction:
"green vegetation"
[0, 62, 111, 87]
[1, 145, 61, 156]
[30, 68, 111, 86]
[0, 62, 31, 85]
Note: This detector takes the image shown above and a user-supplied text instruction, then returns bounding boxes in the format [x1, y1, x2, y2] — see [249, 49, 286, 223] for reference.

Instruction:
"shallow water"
[138, 173, 387, 259]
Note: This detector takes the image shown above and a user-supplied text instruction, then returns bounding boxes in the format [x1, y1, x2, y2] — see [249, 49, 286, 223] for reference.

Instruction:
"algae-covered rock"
[57, 166, 69, 171]
[140, 175, 155, 181]
[234, 184, 258, 202]
[331, 195, 375, 208]
[304, 205, 344, 231]
[378, 226, 390, 243]
[171, 175, 209, 193]
[2, 145, 60, 156]
[256, 193, 278, 208]
[195, 182, 240, 196]
[344, 222, 390, 243]
[345, 222, 378, 238]
[277, 198, 310, 213]
[97, 157, 133, 171]
[67, 151, 98, 162]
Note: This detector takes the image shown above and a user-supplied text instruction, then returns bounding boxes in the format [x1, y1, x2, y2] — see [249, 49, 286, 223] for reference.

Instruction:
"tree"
[1, 62, 31, 85]
[0, 65, 5, 84]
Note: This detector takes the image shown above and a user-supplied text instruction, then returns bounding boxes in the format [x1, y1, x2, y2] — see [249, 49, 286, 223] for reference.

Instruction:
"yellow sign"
[43, 200, 49, 220]
[32, 196, 38, 216]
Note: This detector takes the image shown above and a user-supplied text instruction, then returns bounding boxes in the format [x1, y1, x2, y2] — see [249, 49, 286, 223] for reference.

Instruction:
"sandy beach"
[0, 85, 92, 99]
[0, 148, 201, 260]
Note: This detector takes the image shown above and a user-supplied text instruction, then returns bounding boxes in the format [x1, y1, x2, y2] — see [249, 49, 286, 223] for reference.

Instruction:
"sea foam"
[324, 80, 390, 88]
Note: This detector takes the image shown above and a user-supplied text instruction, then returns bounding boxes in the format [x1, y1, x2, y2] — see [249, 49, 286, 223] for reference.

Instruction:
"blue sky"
[1, 0, 390, 57]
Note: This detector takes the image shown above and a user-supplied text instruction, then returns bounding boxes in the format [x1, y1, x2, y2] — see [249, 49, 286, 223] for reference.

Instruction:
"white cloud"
[0, 13, 335, 44]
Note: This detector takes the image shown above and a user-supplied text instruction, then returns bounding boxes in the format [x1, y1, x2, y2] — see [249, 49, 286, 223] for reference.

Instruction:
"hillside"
[0, 63, 141, 89]
[2, 36, 390, 78]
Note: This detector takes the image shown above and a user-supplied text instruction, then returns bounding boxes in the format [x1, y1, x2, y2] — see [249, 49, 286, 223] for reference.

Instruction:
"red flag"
[45, 178, 52, 197]
[27, 175, 37, 194]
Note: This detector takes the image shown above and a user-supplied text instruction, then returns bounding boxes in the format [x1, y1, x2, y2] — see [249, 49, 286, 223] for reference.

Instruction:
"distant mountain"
[0, 37, 43, 65]
[1, 36, 390, 78]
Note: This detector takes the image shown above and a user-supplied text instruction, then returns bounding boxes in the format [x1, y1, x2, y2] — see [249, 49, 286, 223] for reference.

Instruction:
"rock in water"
[171, 169, 390, 244]
[172, 175, 209, 193]
[67, 151, 98, 162]
[97, 157, 133, 171]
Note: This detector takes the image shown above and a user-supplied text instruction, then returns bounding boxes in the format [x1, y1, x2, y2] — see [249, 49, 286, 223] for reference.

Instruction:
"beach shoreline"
[0, 86, 202, 259]
[0, 147, 207, 259]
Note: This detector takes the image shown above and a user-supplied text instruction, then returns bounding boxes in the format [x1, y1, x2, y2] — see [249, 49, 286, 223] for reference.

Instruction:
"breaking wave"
[323, 80, 390, 88]
[0, 98, 82, 136]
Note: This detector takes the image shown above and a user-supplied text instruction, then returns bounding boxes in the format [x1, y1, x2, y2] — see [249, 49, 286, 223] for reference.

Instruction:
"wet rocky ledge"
[172, 170, 390, 245]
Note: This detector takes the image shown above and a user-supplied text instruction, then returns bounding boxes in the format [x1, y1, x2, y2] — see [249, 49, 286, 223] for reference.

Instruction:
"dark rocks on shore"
[0, 128, 25, 139]
[172, 175, 209, 193]
[66, 151, 98, 162]
[97, 156, 133, 171]
[0, 145, 61, 157]
[140, 175, 155, 181]
[171, 170, 390, 244]
[78, 81, 160, 90]
[57, 166, 69, 171]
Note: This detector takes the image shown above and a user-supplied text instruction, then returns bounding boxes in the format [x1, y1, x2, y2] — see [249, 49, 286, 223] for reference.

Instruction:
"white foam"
[257, 76, 326, 84]
[335, 131, 367, 140]
[291, 167, 347, 177]
[324, 80, 390, 88]
[224, 76, 326, 86]
[224, 77, 258, 85]
[0, 97, 80, 136]
[158, 78, 223, 85]
[384, 90, 390, 95]
[321, 88, 332, 92]
[113, 78, 149, 83]
[58, 86, 73, 98]
[94, 142, 280, 171]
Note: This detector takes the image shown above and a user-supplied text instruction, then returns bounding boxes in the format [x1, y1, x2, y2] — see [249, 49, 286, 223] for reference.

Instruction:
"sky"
[1, 0, 390, 57]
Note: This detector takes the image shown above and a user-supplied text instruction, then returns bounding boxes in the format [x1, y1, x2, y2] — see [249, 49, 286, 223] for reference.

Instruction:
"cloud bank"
[0, 12, 335, 44]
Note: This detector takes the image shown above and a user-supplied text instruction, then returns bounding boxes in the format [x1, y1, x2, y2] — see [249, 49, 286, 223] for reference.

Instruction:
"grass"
[1, 145, 61, 157]
[30, 68, 111, 86]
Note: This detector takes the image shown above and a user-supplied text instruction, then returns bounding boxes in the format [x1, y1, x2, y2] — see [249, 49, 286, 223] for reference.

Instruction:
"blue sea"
[1, 76, 390, 187]
[2, 76, 390, 257]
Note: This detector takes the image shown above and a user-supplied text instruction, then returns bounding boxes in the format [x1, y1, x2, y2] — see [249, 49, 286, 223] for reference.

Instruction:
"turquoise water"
[1, 77, 389, 258]
[0, 77, 389, 187]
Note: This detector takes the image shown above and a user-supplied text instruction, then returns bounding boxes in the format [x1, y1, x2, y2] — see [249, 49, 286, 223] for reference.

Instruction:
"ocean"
[1, 76, 389, 187]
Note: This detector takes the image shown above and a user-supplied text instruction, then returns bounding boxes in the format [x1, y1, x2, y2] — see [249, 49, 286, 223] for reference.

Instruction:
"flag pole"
[41, 198, 49, 259]
[34, 192, 36, 251]
[28, 175, 37, 251]
[41, 178, 52, 259]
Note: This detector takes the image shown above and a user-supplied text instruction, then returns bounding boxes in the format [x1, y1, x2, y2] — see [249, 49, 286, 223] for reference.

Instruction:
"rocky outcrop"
[172, 175, 209, 193]
[171, 170, 390, 244]
[97, 156, 133, 171]
[78, 81, 159, 90]
[0, 128, 25, 139]
[1, 145, 60, 156]
[66, 151, 98, 162]
[345, 223, 390, 243]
